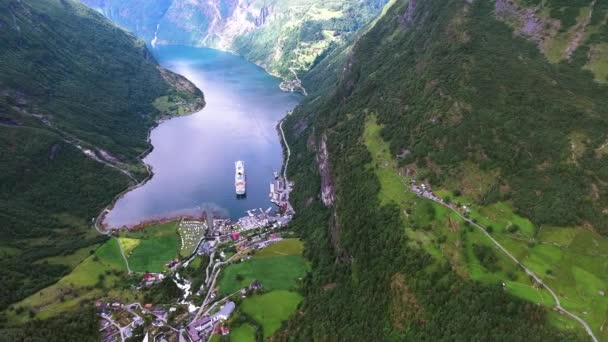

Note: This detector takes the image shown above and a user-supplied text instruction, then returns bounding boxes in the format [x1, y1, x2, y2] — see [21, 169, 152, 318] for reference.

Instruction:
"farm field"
[255, 238, 304, 258]
[121, 221, 180, 273]
[230, 323, 256, 342]
[8, 239, 132, 323]
[363, 116, 608, 338]
[241, 291, 303, 338]
[218, 255, 307, 295]
[218, 239, 308, 295]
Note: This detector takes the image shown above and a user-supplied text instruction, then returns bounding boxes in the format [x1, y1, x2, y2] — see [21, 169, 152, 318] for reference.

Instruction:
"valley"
[2, 0, 608, 340]
[102, 46, 300, 228]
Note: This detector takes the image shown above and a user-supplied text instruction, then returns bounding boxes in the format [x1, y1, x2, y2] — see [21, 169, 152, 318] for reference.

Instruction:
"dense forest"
[276, 0, 608, 339]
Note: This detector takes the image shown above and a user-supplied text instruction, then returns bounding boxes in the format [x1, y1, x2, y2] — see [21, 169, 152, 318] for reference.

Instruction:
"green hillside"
[281, 0, 608, 340]
[0, 0, 203, 330]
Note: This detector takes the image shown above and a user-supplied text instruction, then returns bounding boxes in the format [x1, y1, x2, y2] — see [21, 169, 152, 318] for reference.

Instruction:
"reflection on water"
[103, 46, 300, 228]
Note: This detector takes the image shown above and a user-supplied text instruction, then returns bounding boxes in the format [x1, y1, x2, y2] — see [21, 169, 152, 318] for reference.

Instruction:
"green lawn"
[241, 291, 303, 338]
[230, 323, 256, 342]
[122, 221, 180, 273]
[218, 255, 307, 295]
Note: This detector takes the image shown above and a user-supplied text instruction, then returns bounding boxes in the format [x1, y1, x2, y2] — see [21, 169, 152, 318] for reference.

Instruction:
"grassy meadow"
[218, 239, 307, 295]
[120, 221, 180, 273]
[230, 323, 256, 342]
[241, 291, 303, 338]
[7, 239, 134, 323]
[218, 239, 307, 339]
[6, 220, 184, 324]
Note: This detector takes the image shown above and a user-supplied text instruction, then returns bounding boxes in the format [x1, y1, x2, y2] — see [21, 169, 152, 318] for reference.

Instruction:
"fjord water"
[103, 46, 300, 228]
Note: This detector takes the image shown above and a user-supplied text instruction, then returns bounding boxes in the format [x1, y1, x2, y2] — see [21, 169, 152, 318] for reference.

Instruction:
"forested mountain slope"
[0, 0, 203, 330]
[281, 0, 608, 339]
[80, 0, 387, 78]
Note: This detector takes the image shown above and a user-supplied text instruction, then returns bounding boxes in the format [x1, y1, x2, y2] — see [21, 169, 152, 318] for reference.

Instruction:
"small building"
[190, 316, 213, 336]
[211, 301, 236, 322]
[249, 280, 263, 292]
[199, 241, 214, 255]
[231, 232, 240, 241]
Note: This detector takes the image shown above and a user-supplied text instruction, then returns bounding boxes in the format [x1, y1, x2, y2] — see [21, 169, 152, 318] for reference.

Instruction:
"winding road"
[279, 117, 291, 181]
[413, 188, 598, 342]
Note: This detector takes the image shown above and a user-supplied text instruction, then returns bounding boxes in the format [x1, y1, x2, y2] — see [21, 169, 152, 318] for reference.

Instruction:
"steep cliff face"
[80, 0, 388, 78]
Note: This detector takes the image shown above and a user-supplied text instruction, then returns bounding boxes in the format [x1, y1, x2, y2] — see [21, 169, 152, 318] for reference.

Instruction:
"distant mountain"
[0, 0, 203, 323]
[80, 0, 388, 78]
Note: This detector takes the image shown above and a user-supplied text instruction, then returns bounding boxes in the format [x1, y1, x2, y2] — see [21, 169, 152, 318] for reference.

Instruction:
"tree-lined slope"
[0, 0, 203, 325]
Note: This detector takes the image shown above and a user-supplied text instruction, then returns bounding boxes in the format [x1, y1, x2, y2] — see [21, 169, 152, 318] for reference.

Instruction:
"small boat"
[235, 161, 246, 196]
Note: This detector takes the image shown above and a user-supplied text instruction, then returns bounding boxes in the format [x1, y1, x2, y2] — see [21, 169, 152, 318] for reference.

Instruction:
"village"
[97, 173, 296, 342]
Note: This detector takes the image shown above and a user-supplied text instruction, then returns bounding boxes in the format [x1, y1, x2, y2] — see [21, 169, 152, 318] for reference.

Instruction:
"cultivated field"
[121, 221, 180, 273]
[218, 255, 307, 295]
[254, 238, 304, 258]
[230, 323, 256, 342]
[241, 291, 303, 338]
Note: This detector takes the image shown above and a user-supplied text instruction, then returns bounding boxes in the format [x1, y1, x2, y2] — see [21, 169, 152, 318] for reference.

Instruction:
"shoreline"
[94, 106, 205, 234]
[98, 107, 296, 234]
[95, 48, 301, 233]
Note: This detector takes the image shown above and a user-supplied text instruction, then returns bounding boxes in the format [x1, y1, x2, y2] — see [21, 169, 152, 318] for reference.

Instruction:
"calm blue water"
[103, 46, 300, 228]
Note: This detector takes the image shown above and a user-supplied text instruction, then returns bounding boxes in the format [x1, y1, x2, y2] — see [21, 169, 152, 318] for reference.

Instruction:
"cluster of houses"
[269, 175, 295, 215]
[97, 302, 145, 342]
[410, 179, 442, 203]
[141, 272, 165, 287]
[240, 280, 263, 298]
[235, 233, 282, 253]
[187, 301, 236, 342]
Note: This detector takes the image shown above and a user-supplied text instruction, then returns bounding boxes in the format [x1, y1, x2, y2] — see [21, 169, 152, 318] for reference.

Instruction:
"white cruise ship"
[235, 161, 246, 196]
